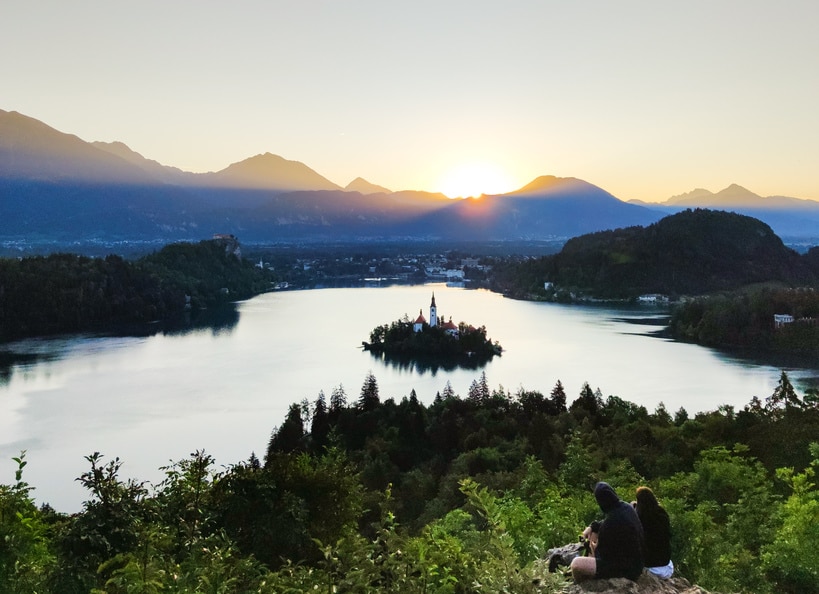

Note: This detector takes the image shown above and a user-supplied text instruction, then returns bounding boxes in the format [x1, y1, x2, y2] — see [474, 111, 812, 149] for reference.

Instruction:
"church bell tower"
[430, 292, 438, 328]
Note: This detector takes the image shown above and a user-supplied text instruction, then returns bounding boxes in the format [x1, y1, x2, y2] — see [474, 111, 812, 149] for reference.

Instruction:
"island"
[363, 293, 502, 369]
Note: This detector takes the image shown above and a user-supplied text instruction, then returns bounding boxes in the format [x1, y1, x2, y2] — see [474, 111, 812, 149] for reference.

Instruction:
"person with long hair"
[635, 486, 673, 579]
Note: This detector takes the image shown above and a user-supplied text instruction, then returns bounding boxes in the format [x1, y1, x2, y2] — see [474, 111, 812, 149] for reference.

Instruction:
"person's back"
[570, 482, 644, 582]
[635, 486, 673, 578]
[593, 483, 644, 581]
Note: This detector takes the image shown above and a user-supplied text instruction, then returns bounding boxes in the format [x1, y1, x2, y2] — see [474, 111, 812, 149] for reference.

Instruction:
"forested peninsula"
[0, 236, 270, 341]
[491, 209, 819, 356]
[3, 371, 818, 593]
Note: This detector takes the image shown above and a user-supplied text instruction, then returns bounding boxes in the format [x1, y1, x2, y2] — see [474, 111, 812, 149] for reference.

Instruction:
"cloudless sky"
[3, 1, 819, 201]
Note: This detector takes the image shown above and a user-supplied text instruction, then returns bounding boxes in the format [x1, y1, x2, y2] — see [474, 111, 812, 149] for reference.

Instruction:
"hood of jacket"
[594, 481, 621, 513]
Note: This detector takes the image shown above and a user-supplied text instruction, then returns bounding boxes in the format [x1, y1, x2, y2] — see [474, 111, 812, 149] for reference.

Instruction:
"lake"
[1, 284, 816, 512]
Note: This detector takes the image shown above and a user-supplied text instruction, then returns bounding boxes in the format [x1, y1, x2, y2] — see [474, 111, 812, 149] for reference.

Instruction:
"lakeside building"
[774, 314, 795, 328]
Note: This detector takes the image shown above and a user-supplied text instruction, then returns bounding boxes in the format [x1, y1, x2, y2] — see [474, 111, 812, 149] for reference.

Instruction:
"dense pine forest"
[0, 237, 270, 340]
[2, 370, 818, 593]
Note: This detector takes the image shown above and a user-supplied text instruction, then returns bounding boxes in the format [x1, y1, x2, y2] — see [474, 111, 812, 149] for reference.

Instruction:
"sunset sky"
[3, 1, 819, 201]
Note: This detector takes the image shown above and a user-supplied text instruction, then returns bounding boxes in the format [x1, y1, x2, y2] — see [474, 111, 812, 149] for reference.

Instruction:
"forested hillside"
[2, 372, 818, 593]
[670, 286, 819, 355]
[491, 209, 819, 300]
[0, 238, 269, 340]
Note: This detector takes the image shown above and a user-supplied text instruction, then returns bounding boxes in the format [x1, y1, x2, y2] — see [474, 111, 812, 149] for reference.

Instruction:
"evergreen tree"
[359, 371, 380, 412]
[311, 391, 330, 451]
[479, 371, 490, 401]
[266, 403, 305, 458]
[766, 370, 802, 415]
[570, 381, 601, 419]
[442, 380, 455, 400]
[467, 379, 482, 401]
[329, 384, 347, 414]
[549, 380, 567, 414]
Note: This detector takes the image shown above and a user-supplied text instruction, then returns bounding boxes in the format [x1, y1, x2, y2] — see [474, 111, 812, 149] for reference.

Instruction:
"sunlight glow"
[437, 162, 517, 198]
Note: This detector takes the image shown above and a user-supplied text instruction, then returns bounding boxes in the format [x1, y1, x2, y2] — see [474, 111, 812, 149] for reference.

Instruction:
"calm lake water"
[1, 284, 816, 512]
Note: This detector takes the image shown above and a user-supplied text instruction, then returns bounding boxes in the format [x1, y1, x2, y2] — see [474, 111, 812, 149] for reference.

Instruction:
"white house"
[774, 314, 794, 328]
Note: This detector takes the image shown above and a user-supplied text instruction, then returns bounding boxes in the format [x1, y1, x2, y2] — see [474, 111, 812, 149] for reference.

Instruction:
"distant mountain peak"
[345, 177, 391, 194]
[209, 153, 341, 191]
[716, 183, 761, 200]
[665, 184, 764, 208]
[507, 175, 622, 204]
[512, 175, 569, 194]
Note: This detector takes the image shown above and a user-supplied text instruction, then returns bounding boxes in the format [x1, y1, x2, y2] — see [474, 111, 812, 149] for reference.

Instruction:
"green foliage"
[0, 452, 55, 593]
[53, 452, 150, 592]
[670, 287, 819, 354]
[4, 373, 819, 593]
[0, 239, 270, 340]
[761, 446, 819, 592]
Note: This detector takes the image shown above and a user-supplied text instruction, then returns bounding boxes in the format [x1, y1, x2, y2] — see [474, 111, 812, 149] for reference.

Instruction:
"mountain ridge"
[2, 108, 816, 246]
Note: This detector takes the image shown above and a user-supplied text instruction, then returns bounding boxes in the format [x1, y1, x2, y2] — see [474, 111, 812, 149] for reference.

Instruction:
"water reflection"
[368, 349, 497, 375]
[157, 305, 240, 338]
[0, 304, 241, 385]
[0, 351, 54, 386]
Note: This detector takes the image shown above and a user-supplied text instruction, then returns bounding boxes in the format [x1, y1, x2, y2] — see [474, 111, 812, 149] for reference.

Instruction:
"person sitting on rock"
[570, 481, 644, 582]
[635, 486, 674, 579]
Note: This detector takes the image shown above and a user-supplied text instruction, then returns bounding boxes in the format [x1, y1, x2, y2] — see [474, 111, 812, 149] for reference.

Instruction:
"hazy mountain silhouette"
[345, 177, 391, 194]
[5, 108, 813, 246]
[629, 184, 819, 238]
[0, 109, 153, 184]
[421, 176, 663, 241]
[665, 183, 819, 211]
[202, 152, 342, 191]
[92, 140, 196, 185]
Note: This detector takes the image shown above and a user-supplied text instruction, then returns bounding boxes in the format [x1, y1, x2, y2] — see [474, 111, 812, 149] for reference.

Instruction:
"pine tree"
[549, 380, 567, 414]
[766, 370, 802, 415]
[330, 384, 347, 413]
[311, 390, 330, 451]
[359, 371, 380, 412]
[478, 371, 490, 401]
[266, 403, 305, 459]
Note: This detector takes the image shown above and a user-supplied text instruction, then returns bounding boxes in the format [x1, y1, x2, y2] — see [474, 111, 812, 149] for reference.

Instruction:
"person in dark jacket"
[635, 486, 673, 578]
[570, 482, 644, 582]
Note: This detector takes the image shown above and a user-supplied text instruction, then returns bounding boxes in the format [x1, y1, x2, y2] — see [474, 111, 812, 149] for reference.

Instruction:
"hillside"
[491, 209, 819, 300]
[0, 237, 269, 340]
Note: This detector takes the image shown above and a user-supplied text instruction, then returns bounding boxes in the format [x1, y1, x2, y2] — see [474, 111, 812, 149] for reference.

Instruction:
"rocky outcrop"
[560, 573, 709, 594]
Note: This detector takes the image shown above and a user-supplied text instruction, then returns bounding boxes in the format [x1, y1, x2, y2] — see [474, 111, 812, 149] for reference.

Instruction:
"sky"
[3, 0, 819, 202]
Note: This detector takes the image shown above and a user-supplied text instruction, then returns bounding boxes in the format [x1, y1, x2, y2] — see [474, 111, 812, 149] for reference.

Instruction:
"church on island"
[363, 291, 501, 364]
[413, 293, 460, 336]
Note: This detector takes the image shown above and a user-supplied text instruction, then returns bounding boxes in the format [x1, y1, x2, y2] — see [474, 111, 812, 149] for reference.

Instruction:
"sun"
[437, 162, 517, 199]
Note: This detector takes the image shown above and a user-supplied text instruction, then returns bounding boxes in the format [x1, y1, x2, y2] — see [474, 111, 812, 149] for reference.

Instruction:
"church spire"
[429, 292, 438, 327]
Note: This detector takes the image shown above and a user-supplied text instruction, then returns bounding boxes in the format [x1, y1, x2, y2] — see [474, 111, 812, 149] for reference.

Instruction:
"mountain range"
[2, 108, 818, 248]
